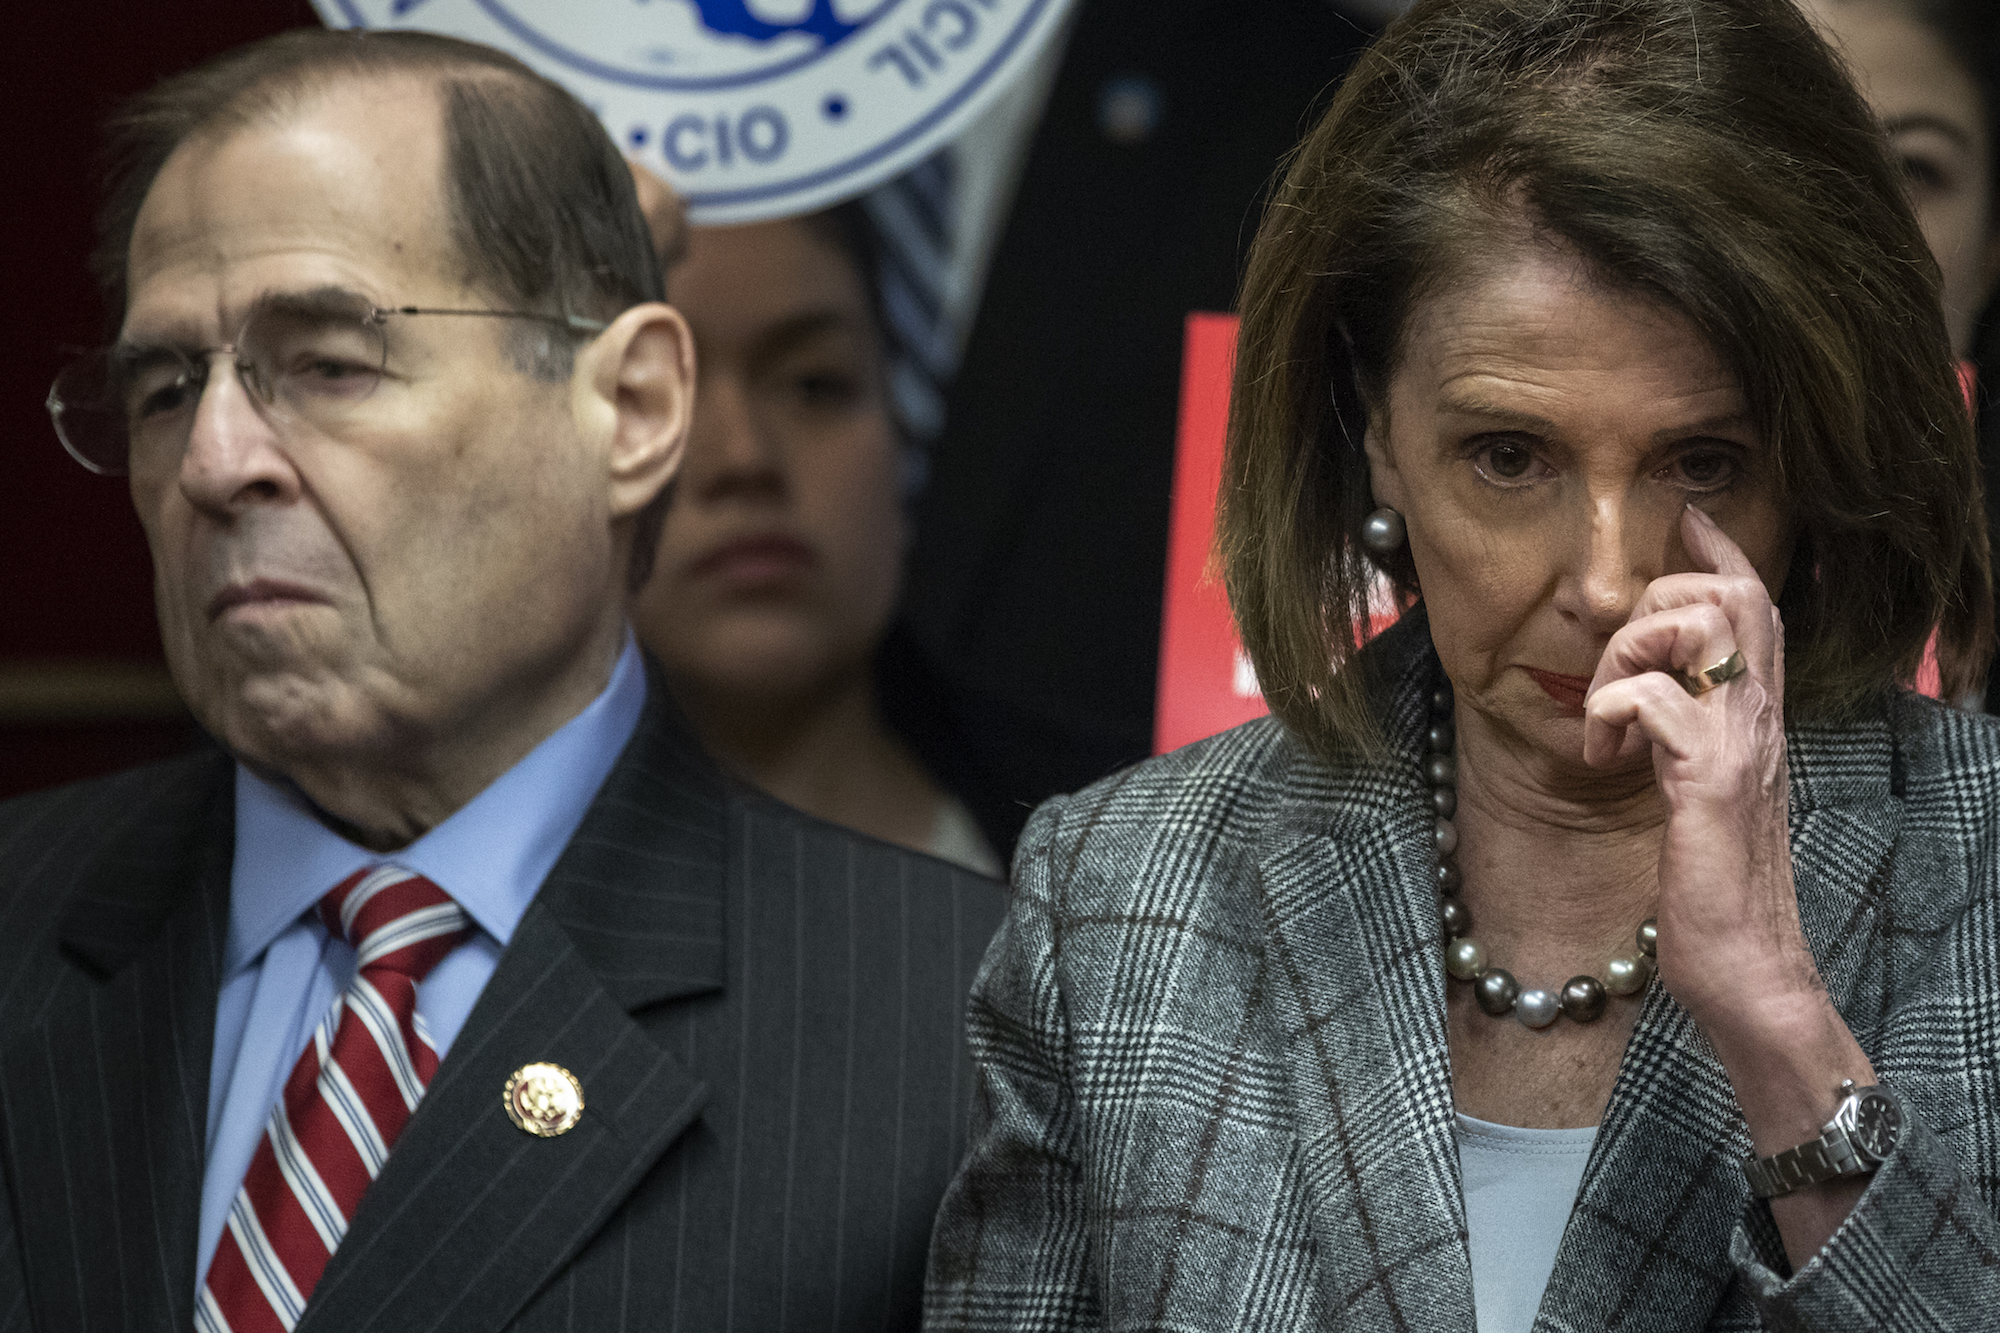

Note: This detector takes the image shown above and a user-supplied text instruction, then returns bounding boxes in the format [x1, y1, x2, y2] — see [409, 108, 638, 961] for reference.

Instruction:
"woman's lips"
[1524, 668, 1593, 715]
[688, 534, 816, 588]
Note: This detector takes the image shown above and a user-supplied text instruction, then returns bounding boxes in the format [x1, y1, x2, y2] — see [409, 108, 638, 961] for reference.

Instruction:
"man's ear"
[575, 302, 695, 521]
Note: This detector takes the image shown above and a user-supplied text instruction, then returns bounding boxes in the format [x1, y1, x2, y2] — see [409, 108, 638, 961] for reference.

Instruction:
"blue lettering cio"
[313, 0, 1075, 223]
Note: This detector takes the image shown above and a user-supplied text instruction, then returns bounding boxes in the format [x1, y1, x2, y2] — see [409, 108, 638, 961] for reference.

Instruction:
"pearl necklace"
[1424, 681, 1657, 1027]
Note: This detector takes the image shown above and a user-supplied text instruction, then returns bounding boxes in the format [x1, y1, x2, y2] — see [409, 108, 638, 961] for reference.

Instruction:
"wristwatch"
[1743, 1080, 1902, 1200]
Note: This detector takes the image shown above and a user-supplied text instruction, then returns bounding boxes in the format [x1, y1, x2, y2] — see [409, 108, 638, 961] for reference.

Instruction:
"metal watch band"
[1743, 1129, 1864, 1200]
[1743, 1081, 1901, 1201]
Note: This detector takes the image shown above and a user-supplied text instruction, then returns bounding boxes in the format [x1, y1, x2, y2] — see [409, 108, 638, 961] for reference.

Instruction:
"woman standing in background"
[628, 195, 1002, 877]
[1804, 0, 2000, 705]
[1801, 0, 2000, 365]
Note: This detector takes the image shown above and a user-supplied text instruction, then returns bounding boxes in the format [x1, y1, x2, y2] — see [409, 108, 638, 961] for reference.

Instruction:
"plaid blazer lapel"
[1783, 708, 1904, 1033]
[1535, 986, 1756, 1330]
[1253, 624, 1477, 1330]
[1536, 705, 1905, 1332]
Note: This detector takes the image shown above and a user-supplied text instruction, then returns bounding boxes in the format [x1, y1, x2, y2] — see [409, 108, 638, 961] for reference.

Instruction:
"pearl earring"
[1360, 507, 1406, 556]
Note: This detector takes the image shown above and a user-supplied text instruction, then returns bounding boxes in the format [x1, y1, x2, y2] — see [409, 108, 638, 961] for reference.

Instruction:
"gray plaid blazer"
[925, 611, 2000, 1331]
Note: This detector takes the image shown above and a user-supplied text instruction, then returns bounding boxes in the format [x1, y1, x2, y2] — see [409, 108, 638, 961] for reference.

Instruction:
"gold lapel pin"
[504, 1062, 585, 1137]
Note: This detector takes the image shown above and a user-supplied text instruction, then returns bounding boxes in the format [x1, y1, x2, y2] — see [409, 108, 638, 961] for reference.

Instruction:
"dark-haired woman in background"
[629, 203, 1001, 876]
[1802, 0, 2000, 708]
[1804, 0, 2000, 365]
[926, 0, 2000, 1328]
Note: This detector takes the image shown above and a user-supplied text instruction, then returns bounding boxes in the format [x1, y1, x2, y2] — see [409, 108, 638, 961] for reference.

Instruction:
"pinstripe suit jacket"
[925, 611, 2000, 1331]
[0, 671, 1006, 1332]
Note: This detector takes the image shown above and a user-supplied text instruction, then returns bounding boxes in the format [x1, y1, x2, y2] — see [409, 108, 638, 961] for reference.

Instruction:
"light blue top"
[196, 638, 648, 1286]
[1455, 1112, 1599, 1333]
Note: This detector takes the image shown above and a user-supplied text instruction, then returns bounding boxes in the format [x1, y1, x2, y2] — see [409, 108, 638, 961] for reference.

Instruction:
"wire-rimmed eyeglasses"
[45, 292, 609, 477]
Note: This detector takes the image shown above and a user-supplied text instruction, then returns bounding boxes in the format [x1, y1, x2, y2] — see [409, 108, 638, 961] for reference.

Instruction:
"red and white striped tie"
[197, 866, 471, 1332]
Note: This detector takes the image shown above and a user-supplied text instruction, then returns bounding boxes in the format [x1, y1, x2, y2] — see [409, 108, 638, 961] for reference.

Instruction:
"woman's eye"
[1489, 442, 1531, 476]
[1667, 446, 1738, 492]
[794, 370, 862, 408]
[1898, 152, 1950, 195]
[1471, 436, 1546, 486]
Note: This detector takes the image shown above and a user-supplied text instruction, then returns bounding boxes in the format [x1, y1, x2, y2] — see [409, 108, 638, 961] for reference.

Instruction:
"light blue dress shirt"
[196, 638, 647, 1286]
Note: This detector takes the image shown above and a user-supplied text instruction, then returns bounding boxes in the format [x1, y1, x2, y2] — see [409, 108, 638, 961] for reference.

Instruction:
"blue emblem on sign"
[681, 1, 868, 47]
[315, 0, 1074, 223]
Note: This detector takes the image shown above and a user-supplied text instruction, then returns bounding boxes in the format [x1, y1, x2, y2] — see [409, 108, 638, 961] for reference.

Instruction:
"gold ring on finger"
[1677, 649, 1747, 698]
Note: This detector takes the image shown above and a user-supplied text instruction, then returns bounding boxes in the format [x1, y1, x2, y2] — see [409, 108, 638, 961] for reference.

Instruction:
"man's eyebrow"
[116, 285, 378, 356]
[112, 325, 204, 358]
[1882, 113, 1976, 150]
[109, 338, 193, 368]
[252, 285, 379, 322]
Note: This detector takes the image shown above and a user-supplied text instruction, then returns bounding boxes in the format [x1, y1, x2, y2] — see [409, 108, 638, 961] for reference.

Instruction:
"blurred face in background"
[1803, 0, 2000, 357]
[633, 217, 904, 705]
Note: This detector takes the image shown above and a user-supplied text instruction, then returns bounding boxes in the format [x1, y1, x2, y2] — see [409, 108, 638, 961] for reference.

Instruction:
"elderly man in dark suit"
[0, 28, 1002, 1333]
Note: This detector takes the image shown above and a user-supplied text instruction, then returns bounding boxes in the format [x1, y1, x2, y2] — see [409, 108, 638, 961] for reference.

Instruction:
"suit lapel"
[298, 674, 730, 1333]
[0, 752, 234, 1331]
[1255, 617, 1477, 1330]
[1538, 706, 1903, 1332]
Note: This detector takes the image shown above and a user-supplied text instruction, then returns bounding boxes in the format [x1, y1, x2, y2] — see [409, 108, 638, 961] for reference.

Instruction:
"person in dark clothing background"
[887, 0, 1376, 855]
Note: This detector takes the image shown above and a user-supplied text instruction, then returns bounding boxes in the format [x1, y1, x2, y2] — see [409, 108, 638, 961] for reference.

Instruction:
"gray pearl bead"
[1430, 685, 1453, 714]
[1434, 818, 1459, 858]
[1425, 720, 1454, 754]
[1604, 954, 1651, 996]
[1558, 975, 1607, 1022]
[1430, 786, 1457, 818]
[1424, 753, 1456, 787]
[1515, 988, 1559, 1029]
[1435, 862, 1462, 894]
[1440, 897, 1471, 940]
[1474, 968, 1519, 1015]
[1360, 508, 1406, 555]
[1636, 918, 1658, 958]
[1445, 937, 1486, 981]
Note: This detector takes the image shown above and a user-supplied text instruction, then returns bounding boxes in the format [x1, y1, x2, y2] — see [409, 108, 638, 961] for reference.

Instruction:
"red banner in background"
[1155, 314, 1269, 754]
[1152, 314, 1405, 754]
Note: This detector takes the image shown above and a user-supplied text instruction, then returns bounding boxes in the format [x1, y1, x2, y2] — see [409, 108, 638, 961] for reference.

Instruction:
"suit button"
[504, 1062, 585, 1136]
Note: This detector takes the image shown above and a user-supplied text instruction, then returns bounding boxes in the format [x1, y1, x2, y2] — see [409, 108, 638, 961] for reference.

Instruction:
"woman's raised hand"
[1579, 504, 1820, 1030]
[1582, 503, 1878, 1259]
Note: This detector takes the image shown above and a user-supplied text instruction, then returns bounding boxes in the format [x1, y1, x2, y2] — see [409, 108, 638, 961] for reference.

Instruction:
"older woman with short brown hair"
[924, 0, 2000, 1328]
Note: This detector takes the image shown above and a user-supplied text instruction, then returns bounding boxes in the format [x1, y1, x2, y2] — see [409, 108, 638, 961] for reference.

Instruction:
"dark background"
[1, 1, 321, 798]
[0, 1, 1372, 841]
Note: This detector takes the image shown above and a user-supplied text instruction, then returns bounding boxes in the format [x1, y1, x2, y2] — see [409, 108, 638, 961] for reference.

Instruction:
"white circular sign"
[312, 0, 1075, 224]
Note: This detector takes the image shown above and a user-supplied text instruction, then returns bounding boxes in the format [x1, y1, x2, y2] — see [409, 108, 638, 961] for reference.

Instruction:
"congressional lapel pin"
[504, 1062, 585, 1137]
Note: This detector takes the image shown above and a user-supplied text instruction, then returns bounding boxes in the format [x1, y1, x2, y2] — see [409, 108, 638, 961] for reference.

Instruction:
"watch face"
[1851, 1092, 1903, 1160]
